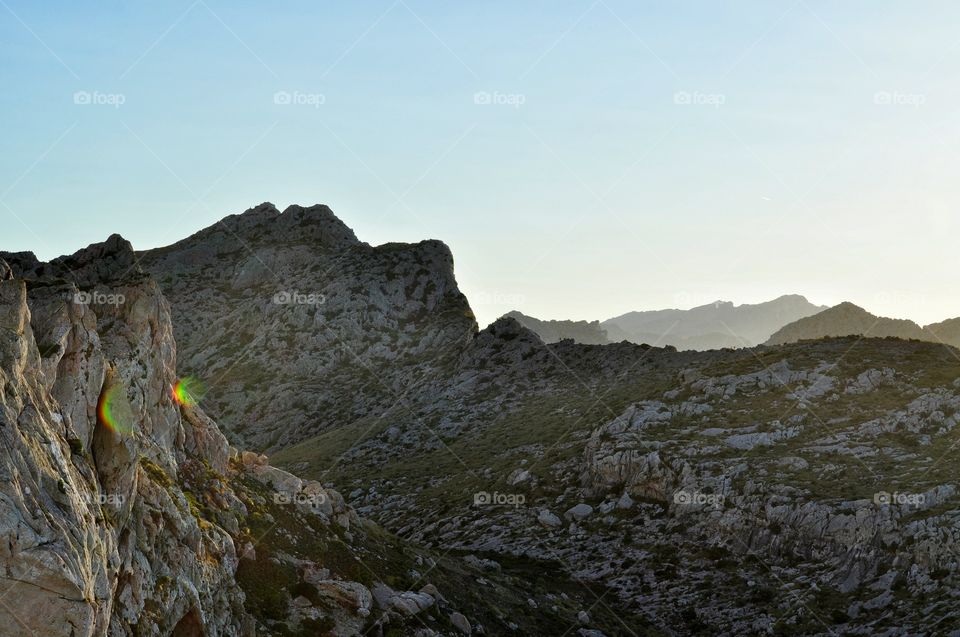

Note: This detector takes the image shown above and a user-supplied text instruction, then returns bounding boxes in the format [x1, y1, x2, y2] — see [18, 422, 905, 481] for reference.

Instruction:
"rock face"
[0, 240, 251, 636]
[503, 310, 612, 344]
[138, 202, 477, 451]
[603, 294, 827, 350]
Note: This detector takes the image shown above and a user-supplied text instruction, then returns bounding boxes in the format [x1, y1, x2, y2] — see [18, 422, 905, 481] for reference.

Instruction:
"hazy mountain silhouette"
[601, 295, 827, 350]
[503, 311, 611, 344]
[767, 302, 960, 348]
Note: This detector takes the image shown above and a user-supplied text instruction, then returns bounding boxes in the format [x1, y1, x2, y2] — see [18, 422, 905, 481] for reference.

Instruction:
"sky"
[1, 1, 959, 328]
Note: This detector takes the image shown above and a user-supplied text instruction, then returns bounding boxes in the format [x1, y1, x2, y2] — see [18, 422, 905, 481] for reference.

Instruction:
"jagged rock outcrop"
[138, 202, 477, 451]
[0, 241, 252, 636]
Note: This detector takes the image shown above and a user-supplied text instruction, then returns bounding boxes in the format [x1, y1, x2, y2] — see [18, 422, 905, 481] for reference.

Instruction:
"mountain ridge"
[767, 301, 960, 348]
[502, 294, 827, 350]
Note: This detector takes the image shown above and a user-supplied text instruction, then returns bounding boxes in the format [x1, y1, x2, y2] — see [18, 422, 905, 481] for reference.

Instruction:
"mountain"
[503, 310, 612, 344]
[0, 236, 599, 637]
[766, 302, 930, 345]
[8, 204, 960, 635]
[138, 202, 477, 452]
[602, 294, 827, 350]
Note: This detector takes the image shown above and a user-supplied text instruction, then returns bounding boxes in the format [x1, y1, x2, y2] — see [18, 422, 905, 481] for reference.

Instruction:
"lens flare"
[172, 377, 206, 407]
[97, 383, 135, 435]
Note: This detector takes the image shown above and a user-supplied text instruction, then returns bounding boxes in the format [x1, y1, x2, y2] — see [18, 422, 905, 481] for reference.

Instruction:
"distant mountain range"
[508, 298, 960, 352]
[505, 295, 828, 350]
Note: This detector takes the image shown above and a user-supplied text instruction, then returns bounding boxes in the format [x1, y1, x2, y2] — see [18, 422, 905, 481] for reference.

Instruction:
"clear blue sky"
[2, 1, 959, 327]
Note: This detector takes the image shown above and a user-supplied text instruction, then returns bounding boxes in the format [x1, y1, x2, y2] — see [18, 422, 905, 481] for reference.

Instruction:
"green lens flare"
[172, 377, 206, 407]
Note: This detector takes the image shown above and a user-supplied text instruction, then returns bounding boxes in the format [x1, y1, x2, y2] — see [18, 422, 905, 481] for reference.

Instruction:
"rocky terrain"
[602, 295, 827, 351]
[504, 310, 612, 345]
[767, 302, 960, 349]
[0, 235, 605, 637]
[7, 202, 960, 636]
[277, 324, 960, 636]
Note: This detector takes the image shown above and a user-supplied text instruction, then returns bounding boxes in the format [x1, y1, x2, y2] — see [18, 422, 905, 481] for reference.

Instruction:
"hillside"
[603, 295, 826, 350]
[276, 319, 960, 635]
[925, 317, 960, 348]
[766, 302, 930, 346]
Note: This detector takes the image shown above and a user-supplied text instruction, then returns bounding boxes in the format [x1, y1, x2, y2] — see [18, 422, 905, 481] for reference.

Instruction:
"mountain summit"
[139, 202, 477, 451]
[766, 302, 930, 345]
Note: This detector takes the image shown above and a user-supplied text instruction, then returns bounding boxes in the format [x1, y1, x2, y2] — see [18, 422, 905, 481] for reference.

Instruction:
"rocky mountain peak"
[0, 234, 141, 287]
[156, 202, 363, 260]
[486, 315, 540, 342]
[54, 233, 141, 285]
[139, 202, 476, 450]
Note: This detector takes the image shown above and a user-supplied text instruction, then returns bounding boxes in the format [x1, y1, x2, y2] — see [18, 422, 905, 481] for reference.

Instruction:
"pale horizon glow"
[2, 2, 959, 328]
